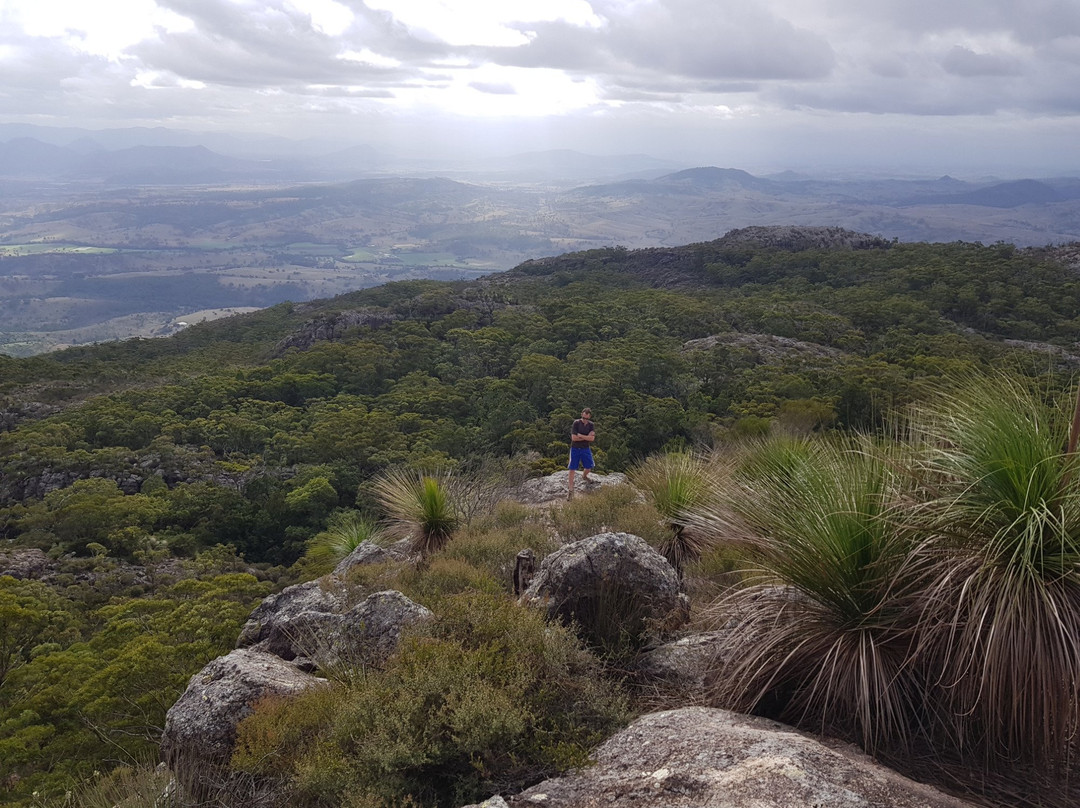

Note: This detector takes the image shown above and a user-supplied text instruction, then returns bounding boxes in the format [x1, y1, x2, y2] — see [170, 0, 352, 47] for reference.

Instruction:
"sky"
[1, 0, 1079, 175]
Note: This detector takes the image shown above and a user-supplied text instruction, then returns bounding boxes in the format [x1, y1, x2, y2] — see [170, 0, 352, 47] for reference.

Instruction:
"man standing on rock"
[567, 407, 595, 500]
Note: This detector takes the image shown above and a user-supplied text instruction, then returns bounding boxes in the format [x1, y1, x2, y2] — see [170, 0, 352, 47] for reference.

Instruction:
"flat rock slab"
[508, 707, 977, 808]
[510, 471, 628, 505]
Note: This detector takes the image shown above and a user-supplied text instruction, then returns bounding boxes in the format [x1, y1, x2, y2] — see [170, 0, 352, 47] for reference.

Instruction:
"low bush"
[394, 557, 503, 605]
[551, 484, 667, 545]
[231, 591, 629, 808]
[442, 520, 557, 593]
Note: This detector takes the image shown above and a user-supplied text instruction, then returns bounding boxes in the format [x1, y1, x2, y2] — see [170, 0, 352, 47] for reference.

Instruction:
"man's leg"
[568, 449, 578, 499]
[581, 449, 594, 483]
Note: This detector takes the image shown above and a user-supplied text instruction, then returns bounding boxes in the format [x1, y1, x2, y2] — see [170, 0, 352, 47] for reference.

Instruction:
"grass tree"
[910, 373, 1080, 769]
[303, 510, 386, 574]
[685, 436, 927, 753]
[628, 451, 717, 577]
[372, 469, 461, 559]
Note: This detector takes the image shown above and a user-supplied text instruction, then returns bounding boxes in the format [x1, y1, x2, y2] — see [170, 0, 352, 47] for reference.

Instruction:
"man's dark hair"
[582, 408, 592, 416]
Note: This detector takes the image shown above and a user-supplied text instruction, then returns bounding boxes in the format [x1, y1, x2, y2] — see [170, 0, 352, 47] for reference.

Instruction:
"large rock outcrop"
[521, 532, 684, 647]
[0, 548, 53, 579]
[161, 648, 327, 775]
[236, 579, 345, 649]
[504, 707, 977, 808]
[260, 590, 433, 669]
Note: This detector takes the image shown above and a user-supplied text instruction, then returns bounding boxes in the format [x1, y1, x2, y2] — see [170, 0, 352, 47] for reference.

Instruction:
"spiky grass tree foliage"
[372, 469, 461, 558]
[687, 436, 927, 753]
[911, 374, 1080, 768]
[628, 451, 718, 576]
[303, 510, 386, 574]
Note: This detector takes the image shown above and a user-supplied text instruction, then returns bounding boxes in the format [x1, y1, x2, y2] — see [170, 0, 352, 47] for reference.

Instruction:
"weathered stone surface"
[521, 532, 683, 641]
[716, 225, 891, 252]
[332, 539, 410, 578]
[632, 630, 733, 700]
[273, 308, 399, 355]
[510, 471, 628, 505]
[261, 590, 433, 669]
[0, 548, 53, 580]
[236, 580, 344, 649]
[161, 648, 327, 771]
[681, 332, 843, 362]
[507, 707, 978, 808]
[461, 798, 510, 808]
[513, 548, 536, 596]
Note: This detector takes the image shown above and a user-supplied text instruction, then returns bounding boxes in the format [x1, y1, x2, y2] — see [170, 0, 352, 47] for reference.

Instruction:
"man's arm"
[571, 423, 595, 442]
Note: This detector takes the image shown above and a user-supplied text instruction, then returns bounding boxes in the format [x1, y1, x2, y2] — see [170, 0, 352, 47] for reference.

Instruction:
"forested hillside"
[3, 226, 1080, 806]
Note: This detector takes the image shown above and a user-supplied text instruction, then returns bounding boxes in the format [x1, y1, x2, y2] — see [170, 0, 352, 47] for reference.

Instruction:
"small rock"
[460, 797, 510, 808]
[632, 630, 734, 700]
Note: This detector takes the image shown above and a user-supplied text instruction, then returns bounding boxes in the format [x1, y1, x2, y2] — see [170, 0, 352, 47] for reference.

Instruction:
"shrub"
[628, 451, 718, 576]
[232, 592, 628, 808]
[441, 521, 557, 593]
[394, 557, 502, 605]
[551, 484, 667, 545]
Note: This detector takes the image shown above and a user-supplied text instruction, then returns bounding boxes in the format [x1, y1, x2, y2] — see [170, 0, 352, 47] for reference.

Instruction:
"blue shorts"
[568, 447, 594, 470]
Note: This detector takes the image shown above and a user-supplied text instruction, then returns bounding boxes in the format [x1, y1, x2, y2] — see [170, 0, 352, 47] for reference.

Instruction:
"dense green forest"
[2, 229, 1080, 806]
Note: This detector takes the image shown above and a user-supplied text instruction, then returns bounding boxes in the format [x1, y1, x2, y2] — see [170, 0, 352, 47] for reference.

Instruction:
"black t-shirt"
[571, 418, 594, 449]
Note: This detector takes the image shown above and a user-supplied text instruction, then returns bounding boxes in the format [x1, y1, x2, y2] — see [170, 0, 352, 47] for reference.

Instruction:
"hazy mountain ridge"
[4, 130, 1080, 355]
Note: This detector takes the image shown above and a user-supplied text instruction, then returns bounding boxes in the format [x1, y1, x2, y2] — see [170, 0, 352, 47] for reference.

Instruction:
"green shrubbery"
[231, 592, 629, 808]
[7, 239, 1080, 807]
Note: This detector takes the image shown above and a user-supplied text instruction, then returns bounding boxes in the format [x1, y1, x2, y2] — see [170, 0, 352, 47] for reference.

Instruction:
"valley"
[3, 146, 1080, 356]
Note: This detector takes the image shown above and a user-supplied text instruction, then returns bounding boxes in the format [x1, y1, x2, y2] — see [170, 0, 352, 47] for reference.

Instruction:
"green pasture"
[341, 248, 380, 262]
[393, 251, 470, 267]
[0, 244, 118, 256]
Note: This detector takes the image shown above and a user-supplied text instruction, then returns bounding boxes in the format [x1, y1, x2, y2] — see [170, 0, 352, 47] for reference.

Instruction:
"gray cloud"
[1, 0, 1079, 172]
[133, 0, 440, 88]
[942, 46, 1022, 77]
[485, 0, 835, 91]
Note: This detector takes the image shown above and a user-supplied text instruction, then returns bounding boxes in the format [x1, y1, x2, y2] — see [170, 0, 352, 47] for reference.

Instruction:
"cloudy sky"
[2, 0, 1079, 174]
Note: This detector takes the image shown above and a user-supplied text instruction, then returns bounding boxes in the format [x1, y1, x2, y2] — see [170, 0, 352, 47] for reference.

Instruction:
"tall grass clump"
[687, 435, 927, 753]
[628, 451, 718, 576]
[372, 469, 462, 558]
[302, 510, 386, 574]
[911, 373, 1080, 769]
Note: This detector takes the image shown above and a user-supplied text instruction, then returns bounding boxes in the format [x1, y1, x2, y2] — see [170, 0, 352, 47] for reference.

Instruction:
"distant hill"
[658, 166, 777, 192]
[0, 138, 281, 184]
[903, 179, 1066, 208]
